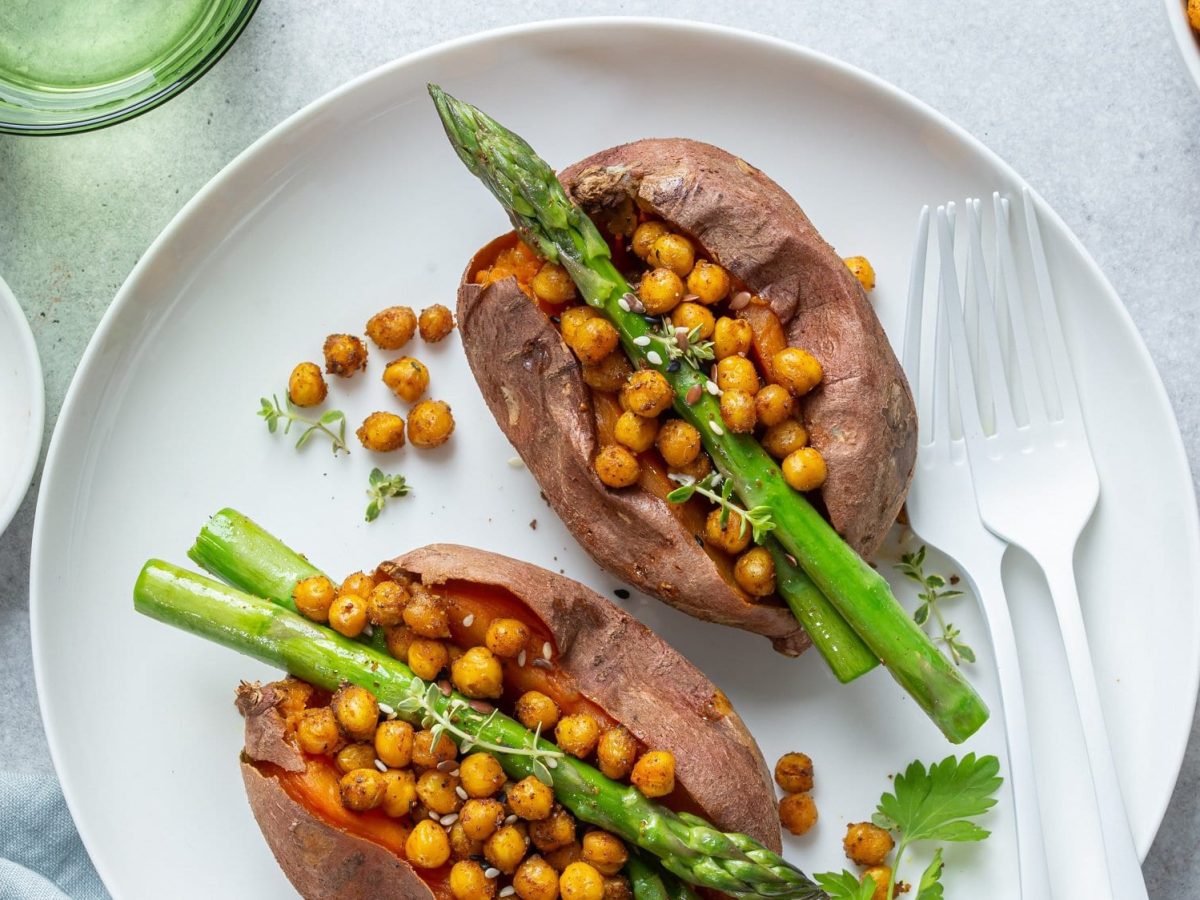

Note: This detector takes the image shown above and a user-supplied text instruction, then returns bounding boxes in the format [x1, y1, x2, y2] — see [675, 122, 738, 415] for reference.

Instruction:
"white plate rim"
[0, 273, 43, 536]
[29, 17, 1200, 892]
[1165, 0, 1200, 94]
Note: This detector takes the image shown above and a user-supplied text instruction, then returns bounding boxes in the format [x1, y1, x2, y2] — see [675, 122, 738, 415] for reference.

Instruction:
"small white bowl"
[0, 275, 44, 535]
[1166, 0, 1200, 92]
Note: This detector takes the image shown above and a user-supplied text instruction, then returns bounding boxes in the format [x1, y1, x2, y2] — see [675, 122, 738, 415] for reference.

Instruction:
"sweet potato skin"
[560, 139, 917, 557]
[457, 238, 809, 656]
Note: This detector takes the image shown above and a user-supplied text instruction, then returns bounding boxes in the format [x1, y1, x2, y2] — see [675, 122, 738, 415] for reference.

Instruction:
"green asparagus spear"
[134, 561, 824, 899]
[628, 852, 704, 900]
[428, 85, 989, 741]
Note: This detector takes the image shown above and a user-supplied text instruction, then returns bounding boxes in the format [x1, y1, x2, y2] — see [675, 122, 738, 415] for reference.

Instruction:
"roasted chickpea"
[323, 333, 368, 377]
[357, 411, 406, 451]
[293, 575, 336, 623]
[335, 742, 377, 774]
[381, 768, 417, 817]
[367, 306, 418, 350]
[509, 775, 556, 821]
[329, 594, 368, 638]
[775, 751, 814, 793]
[531, 806, 577, 853]
[382, 357, 430, 403]
[460, 752, 507, 798]
[782, 446, 827, 492]
[778, 792, 818, 835]
[754, 384, 796, 427]
[655, 420, 701, 468]
[715, 356, 760, 394]
[719, 389, 758, 433]
[407, 638, 449, 680]
[339, 768, 386, 811]
[450, 859, 496, 900]
[581, 353, 633, 393]
[485, 618, 530, 659]
[613, 411, 659, 454]
[601, 876, 633, 900]
[596, 727, 638, 780]
[374, 720, 414, 768]
[331, 684, 379, 742]
[295, 707, 342, 755]
[407, 399, 455, 448]
[686, 260, 731, 305]
[669, 452, 712, 482]
[544, 841, 584, 873]
[762, 419, 809, 459]
[630, 750, 675, 798]
[555, 713, 601, 758]
[734, 547, 776, 598]
[581, 831, 628, 877]
[844, 255, 876, 291]
[452, 646, 504, 699]
[342, 571, 377, 598]
[418, 304, 455, 342]
[559, 306, 600, 345]
[566, 317, 620, 365]
[516, 691, 561, 731]
[594, 444, 640, 489]
[670, 302, 715, 340]
[532, 262, 578, 304]
[621, 369, 673, 417]
[448, 821, 484, 860]
[713, 316, 753, 360]
[364, 580, 407, 627]
[485, 823, 530, 874]
[417, 770, 463, 815]
[514, 855, 561, 900]
[385, 624, 415, 661]
[403, 588, 451, 638]
[461, 797, 506, 841]
[407, 819, 453, 869]
[704, 507, 751, 554]
[637, 268, 685, 315]
[862, 866, 892, 900]
[288, 362, 327, 407]
[772, 347, 823, 396]
[844, 821, 894, 867]
[559, 861, 605, 900]
[647, 234, 695, 278]
[631, 221, 669, 260]
[412, 728, 458, 769]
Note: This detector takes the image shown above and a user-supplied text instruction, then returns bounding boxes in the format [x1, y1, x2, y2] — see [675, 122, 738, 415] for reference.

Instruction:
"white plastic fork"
[903, 206, 1051, 900]
[936, 192, 1148, 899]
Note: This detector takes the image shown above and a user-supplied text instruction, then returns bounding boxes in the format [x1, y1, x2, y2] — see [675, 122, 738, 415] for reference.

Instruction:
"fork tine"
[965, 198, 1018, 434]
[935, 204, 986, 443]
[901, 205, 930, 386]
[994, 194, 1049, 427]
[1022, 186, 1083, 421]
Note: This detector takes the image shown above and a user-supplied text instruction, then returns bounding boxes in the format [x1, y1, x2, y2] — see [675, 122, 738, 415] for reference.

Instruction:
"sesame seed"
[374, 759, 388, 772]
[429, 810, 440, 820]
[455, 786, 469, 800]
[377, 702, 395, 715]
[675, 326, 690, 346]
[507, 457, 525, 468]
[437, 760, 458, 772]
[441, 813, 460, 826]
[504, 815, 518, 826]
[706, 380, 720, 395]
[646, 350, 663, 366]
[486, 867, 501, 879]
[362, 623, 374, 637]
[709, 420, 725, 436]
[683, 293, 700, 303]
[517, 650, 527, 667]
[685, 384, 703, 404]
[617, 296, 631, 312]
[450, 769, 460, 778]
[729, 291, 752, 310]
[462, 613, 475, 627]
[546, 757, 559, 769]
[633, 335, 651, 347]
[542, 642, 552, 660]
[500, 887, 516, 897]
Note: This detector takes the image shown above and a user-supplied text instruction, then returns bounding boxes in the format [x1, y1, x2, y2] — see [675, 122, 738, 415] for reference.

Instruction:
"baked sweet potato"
[237, 544, 779, 899]
[457, 139, 915, 654]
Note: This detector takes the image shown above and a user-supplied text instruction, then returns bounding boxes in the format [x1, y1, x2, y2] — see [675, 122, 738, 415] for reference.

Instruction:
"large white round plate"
[1166, 0, 1200, 93]
[0, 274, 43, 535]
[32, 19, 1199, 899]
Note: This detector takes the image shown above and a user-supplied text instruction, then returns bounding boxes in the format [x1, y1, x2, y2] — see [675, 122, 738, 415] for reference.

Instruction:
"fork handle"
[969, 550, 1052, 900]
[1043, 552, 1148, 899]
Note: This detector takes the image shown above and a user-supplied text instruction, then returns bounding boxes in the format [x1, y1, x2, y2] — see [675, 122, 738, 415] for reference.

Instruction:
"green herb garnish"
[814, 870, 877, 900]
[666, 471, 775, 543]
[364, 468, 411, 522]
[896, 546, 973, 665]
[258, 394, 349, 456]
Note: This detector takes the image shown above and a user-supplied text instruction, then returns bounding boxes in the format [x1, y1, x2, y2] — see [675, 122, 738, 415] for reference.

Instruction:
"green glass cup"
[0, 0, 260, 136]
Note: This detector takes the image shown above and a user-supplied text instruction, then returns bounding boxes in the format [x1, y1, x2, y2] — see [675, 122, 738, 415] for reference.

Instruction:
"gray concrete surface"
[1, 0, 1197, 895]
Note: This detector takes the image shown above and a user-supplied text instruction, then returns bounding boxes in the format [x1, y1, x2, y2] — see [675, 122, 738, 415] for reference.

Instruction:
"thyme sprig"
[667, 472, 776, 543]
[389, 682, 565, 785]
[258, 395, 349, 456]
[365, 468, 411, 522]
[896, 546, 973, 665]
[650, 316, 715, 369]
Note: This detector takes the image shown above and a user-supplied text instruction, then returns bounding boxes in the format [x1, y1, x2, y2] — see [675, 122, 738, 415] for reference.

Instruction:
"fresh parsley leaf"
[916, 848, 944, 900]
[873, 753, 1002, 843]
[814, 870, 876, 900]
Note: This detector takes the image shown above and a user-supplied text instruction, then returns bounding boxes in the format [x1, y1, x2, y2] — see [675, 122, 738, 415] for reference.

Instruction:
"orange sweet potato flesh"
[236, 546, 780, 898]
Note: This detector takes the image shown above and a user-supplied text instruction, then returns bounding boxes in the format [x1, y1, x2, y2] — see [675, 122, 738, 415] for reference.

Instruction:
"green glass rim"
[0, 0, 261, 137]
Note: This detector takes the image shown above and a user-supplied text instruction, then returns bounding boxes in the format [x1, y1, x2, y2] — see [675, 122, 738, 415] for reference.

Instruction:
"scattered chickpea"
[403, 588, 451, 638]
[329, 593, 368, 638]
[366, 306, 418, 350]
[412, 728, 458, 769]
[323, 333, 368, 377]
[630, 750, 675, 798]
[560, 861, 606, 900]
[631, 221, 669, 260]
[331, 684, 379, 741]
[485, 823, 531, 874]
[567, 317, 620, 365]
[295, 707, 342, 755]
[381, 768, 417, 817]
[374, 720, 414, 768]
[407, 818, 453, 869]
[862, 866, 893, 900]
[516, 691, 561, 731]
[509, 774, 556, 821]
[335, 742, 377, 774]
[613, 411, 659, 454]
[485, 617, 530, 658]
[621, 369, 673, 417]
[555, 713, 601, 758]
[382, 357, 430, 403]
[704, 507, 752, 554]
[596, 727, 638, 780]
[288, 362, 327, 407]
[452, 645, 504, 699]
[560, 306, 600, 346]
[460, 752, 507, 798]
[655, 419, 701, 468]
[514, 855, 561, 900]
[775, 751, 814, 793]
[782, 447, 828, 492]
[762, 419, 809, 459]
[460, 797, 506, 841]
[581, 353, 632, 393]
[754, 384, 796, 427]
[407, 638, 449, 680]
[713, 316, 753, 360]
[594, 444, 640, 489]
[844, 255, 876, 291]
[418, 304, 455, 342]
[407, 399, 455, 448]
[450, 859, 497, 900]
[357, 411, 406, 452]
[670, 302, 715, 340]
[715, 355, 760, 394]
[734, 546, 776, 597]
[771, 347, 823, 396]
[647, 234, 695, 278]
[637, 267, 685, 315]
[417, 769, 463, 815]
[720, 388, 758, 433]
[778, 792, 818, 835]
[844, 821, 894, 867]
[531, 806, 577, 853]
[293, 575, 336, 623]
[339, 768, 386, 811]
[532, 262, 578, 304]
[686, 260, 731, 305]
[581, 831, 628, 877]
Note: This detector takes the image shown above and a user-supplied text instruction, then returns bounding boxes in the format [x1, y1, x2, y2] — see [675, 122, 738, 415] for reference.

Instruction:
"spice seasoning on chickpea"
[323, 333, 368, 377]
[407, 400, 455, 448]
[366, 306, 418, 350]
[613, 411, 659, 454]
[686, 260, 731, 304]
[630, 750, 675, 798]
[637, 267, 685, 315]
[532, 262, 578, 304]
[712, 316, 753, 359]
[771, 347, 823, 396]
[719, 389, 758, 434]
[418, 304, 456, 342]
[655, 420, 701, 468]
[631, 221, 669, 260]
[670, 302, 715, 340]
[844, 255, 876, 291]
[287, 362, 327, 407]
[703, 507, 751, 555]
[779, 791, 818, 835]
[594, 444, 639, 488]
[782, 446, 828, 492]
[647, 234, 695, 278]
[293, 575, 336, 623]
[620, 369, 673, 418]
[357, 411, 406, 452]
[382, 357, 430, 403]
[580, 353, 633, 393]
[762, 419, 809, 459]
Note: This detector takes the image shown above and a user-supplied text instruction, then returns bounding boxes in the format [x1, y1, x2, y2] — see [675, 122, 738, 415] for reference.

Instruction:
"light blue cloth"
[0, 774, 107, 900]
